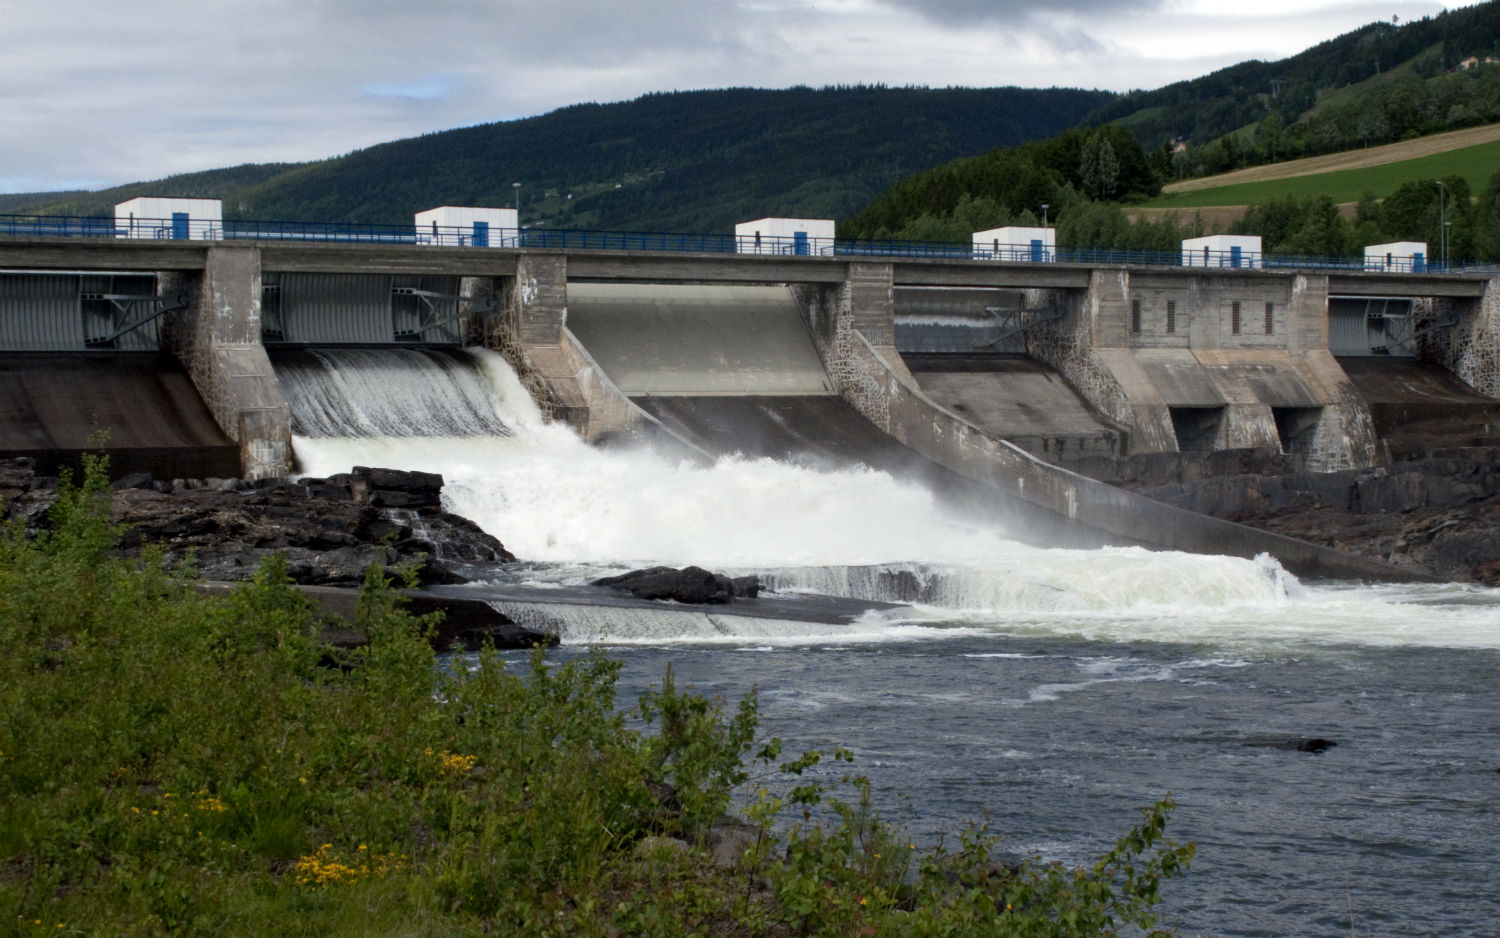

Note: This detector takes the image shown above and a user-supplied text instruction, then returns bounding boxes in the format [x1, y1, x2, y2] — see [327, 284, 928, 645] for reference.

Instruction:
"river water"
[280, 348, 1500, 936]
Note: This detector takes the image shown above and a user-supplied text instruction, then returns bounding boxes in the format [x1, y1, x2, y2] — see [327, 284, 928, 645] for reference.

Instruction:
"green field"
[1141, 140, 1499, 208]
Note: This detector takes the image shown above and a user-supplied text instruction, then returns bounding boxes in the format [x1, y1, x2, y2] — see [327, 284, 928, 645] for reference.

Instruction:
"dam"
[1, 226, 1496, 579]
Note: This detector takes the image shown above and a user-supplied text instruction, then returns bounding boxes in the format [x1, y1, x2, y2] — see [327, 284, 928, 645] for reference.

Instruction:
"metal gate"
[261, 273, 474, 345]
[0, 272, 167, 350]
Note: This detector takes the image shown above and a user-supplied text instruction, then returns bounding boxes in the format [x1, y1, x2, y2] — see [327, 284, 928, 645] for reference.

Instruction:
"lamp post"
[1435, 180, 1446, 270]
[512, 182, 522, 213]
[1041, 203, 1049, 227]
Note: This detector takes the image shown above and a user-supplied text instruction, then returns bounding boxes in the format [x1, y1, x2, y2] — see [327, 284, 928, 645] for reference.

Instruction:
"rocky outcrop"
[1, 459, 516, 587]
[592, 566, 760, 604]
[1135, 448, 1500, 585]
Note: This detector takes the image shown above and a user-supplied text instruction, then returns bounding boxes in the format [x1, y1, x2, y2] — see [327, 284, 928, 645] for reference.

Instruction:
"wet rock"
[0, 460, 518, 587]
[1244, 736, 1338, 753]
[349, 466, 443, 509]
[451, 623, 558, 651]
[591, 565, 759, 604]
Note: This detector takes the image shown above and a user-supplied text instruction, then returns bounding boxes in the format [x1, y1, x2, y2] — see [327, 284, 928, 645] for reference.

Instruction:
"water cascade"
[270, 346, 1498, 650]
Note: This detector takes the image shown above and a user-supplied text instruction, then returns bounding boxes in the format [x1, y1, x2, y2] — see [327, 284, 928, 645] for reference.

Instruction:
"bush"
[0, 457, 1193, 936]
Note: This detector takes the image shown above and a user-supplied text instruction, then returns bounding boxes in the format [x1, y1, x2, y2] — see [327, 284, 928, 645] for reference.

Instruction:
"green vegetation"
[1142, 140, 1500, 208]
[1228, 170, 1500, 262]
[840, 125, 1163, 241]
[9, 86, 1111, 234]
[1, 457, 1194, 936]
[1083, 2, 1500, 165]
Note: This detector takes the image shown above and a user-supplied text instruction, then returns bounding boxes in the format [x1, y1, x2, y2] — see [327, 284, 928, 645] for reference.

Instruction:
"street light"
[512, 182, 522, 213]
[1041, 203, 1049, 227]
[1435, 180, 1446, 270]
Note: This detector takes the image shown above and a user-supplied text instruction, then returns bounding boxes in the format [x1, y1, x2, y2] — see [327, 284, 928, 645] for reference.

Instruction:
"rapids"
[275, 345, 1500, 936]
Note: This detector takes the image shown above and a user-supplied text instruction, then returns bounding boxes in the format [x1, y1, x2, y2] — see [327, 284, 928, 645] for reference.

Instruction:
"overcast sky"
[0, 0, 1466, 194]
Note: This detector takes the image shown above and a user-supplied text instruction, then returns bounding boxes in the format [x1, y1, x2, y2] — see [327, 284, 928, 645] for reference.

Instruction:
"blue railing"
[1, 213, 1493, 274]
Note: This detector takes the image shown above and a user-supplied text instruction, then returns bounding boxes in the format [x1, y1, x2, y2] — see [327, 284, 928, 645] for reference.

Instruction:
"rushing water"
[278, 347, 1500, 936]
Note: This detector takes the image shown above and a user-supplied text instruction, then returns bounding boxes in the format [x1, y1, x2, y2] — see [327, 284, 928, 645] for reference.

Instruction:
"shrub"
[0, 457, 1193, 935]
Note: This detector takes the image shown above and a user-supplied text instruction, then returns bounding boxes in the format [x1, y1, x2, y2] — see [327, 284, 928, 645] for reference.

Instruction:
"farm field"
[1142, 124, 1499, 210]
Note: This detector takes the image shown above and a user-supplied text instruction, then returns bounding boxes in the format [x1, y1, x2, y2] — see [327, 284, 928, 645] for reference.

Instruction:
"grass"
[0, 456, 1195, 936]
[1141, 140, 1499, 208]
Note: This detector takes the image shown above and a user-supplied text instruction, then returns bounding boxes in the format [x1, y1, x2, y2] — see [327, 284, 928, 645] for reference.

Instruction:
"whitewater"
[276, 346, 1499, 936]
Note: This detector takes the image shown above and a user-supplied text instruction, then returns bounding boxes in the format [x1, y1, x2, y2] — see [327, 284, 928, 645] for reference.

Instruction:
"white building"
[114, 197, 223, 240]
[1182, 234, 1262, 269]
[414, 206, 518, 247]
[735, 217, 835, 255]
[1364, 241, 1428, 273]
[973, 226, 1055, 262]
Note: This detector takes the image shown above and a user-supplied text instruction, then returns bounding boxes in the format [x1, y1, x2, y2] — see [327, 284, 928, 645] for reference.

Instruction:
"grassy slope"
[1142, 133, 1499, 209]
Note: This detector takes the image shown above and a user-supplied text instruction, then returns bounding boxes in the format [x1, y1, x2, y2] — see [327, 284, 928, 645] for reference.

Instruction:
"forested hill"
[10, 86, 1113, 233]
[840, 3, 1500, 244]
[1084, 1, 1499, 167]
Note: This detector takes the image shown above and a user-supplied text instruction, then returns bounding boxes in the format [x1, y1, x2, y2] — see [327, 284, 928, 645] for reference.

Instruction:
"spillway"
[0, 351, 239, 478]
[268, 342, 1497, 648]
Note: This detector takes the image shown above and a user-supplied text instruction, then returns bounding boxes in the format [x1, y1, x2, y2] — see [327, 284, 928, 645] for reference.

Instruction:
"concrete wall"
[815, 309, 1420, 579]
[478, 253, 646, 442]
[1022, 268, 1378, 470]
[1419, 275, 1500, 399]
[161, 246, 291, 479]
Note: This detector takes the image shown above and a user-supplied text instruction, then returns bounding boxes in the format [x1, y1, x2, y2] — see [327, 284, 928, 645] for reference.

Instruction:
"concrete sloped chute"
[0, 353, 239, 478]
[564, 283, 831, 396]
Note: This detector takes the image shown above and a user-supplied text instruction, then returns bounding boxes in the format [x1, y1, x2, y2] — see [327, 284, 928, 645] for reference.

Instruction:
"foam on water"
[279, 347, 1500, 651]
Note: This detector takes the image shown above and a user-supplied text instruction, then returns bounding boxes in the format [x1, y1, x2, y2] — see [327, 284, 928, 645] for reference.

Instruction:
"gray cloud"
[0, 0, 1455, 193]
[875, 0, 1168, 29]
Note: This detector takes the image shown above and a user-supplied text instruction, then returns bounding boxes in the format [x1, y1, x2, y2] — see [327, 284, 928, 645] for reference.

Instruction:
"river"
[281, 346, 1500, 936]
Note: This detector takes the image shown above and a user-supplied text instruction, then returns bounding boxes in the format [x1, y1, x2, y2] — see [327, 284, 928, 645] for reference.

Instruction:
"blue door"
[472, 221, 489, 247]
[793, 230, 809, 256]
[1230, 245, 1242, 268]
[171, 213, 189, 240]
[1413, 252, 1425, 273]
[1030, 239, 1044, 262]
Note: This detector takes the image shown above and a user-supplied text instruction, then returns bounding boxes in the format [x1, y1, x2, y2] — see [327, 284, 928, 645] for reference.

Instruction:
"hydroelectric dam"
[2, 231, 1496, 581]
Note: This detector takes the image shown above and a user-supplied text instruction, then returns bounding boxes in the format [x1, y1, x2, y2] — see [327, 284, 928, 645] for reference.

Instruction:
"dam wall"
[0, 236, 1494, 493]
[795, 282, 1425, 579]
[161, 246, 291, 480]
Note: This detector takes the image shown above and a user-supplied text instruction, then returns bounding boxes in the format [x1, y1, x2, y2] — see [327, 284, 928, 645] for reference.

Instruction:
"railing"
[1, 213, 1495, 274]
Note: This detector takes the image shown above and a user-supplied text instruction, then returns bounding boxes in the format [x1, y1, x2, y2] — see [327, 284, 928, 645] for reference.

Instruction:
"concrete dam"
[1, 235, 1496, 580]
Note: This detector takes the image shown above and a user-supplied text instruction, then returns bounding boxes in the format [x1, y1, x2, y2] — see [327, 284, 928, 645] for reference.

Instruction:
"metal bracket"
[82, 292, 189, 346]
[392, 287, 498, 337]
[972, 303, 1066, 349]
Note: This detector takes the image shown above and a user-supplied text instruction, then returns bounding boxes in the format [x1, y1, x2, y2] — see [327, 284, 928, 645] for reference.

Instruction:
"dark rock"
[350, 466, 443, 509]
[730, 575, 760, 599]
[1245, 736, 1338, 753]
[111, 472, 155, 491]
[452, 623, 559, 651]
[592, 565, 738, 604]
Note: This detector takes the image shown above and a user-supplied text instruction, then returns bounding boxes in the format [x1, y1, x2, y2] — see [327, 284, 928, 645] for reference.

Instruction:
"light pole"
[1041, 203, 1049, 227]
[512, 182, 522, 213]
[1435, 180, 1446, 270]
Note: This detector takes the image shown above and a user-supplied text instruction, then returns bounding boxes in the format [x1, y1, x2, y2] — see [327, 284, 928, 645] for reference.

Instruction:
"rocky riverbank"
[1133, 447, 1500, 585]
[1, 459, 515, 587]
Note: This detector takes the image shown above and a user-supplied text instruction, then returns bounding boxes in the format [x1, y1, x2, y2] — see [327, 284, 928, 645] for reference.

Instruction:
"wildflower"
[426, 747, 477, 777]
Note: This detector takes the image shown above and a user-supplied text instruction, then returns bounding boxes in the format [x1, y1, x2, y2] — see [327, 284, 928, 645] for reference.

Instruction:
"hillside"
[838, 5, 1500, 259]
[1082, 0, 1499, 162]
[8, 86, 1112, 234]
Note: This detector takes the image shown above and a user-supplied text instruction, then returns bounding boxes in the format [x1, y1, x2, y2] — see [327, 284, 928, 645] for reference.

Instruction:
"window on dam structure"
[1273, 407, 1321, 455]
[1169, 406, 1225, 452]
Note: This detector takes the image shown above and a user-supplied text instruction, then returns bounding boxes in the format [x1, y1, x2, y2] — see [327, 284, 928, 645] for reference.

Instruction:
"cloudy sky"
[0, 0, 1464, 194]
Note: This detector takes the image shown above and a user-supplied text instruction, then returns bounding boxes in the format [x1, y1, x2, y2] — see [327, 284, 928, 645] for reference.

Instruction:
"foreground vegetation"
[0, 459, 1195, 936]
